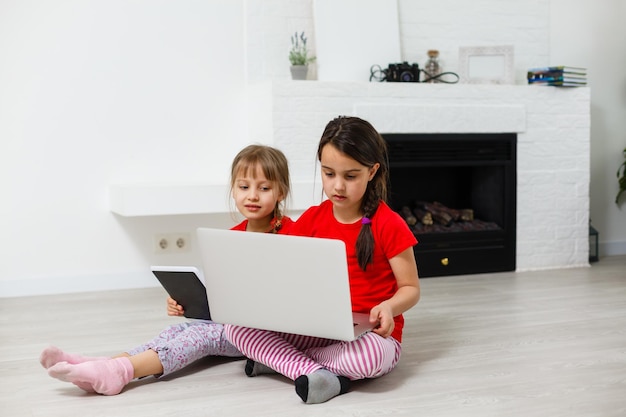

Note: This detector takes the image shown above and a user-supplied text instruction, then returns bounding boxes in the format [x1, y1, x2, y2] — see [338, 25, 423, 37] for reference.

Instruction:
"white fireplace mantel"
[110, 81, 591, 272]
[354, 103, 526, 133]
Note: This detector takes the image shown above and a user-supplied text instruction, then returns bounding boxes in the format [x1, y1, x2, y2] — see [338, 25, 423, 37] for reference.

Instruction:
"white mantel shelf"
[110, 183, 228, 217]
[109, 182, 318, 217]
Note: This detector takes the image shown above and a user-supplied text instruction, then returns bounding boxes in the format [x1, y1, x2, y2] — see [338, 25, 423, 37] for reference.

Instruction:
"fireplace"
[240, 81, 589, 272]
[384, 133, 517, 277]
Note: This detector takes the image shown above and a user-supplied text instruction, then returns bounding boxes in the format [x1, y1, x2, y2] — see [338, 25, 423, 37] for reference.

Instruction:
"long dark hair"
[317, 116, 389, 270]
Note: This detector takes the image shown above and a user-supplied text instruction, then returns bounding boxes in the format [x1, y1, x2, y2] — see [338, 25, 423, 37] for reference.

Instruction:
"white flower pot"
[290, 65, 308, 80]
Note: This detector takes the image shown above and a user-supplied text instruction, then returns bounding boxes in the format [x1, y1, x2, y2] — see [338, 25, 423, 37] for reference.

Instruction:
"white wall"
[548, 0, 626, 257]
[0, 0, 623, 297]
[0, 0, 248, 296]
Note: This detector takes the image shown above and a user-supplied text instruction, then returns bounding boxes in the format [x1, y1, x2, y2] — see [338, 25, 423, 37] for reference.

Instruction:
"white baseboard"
[0, 270, 160, 298]
[600, 240, 626, 257]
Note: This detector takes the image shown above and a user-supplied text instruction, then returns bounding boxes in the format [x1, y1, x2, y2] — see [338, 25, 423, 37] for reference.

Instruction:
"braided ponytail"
[356, 191, 380, 269]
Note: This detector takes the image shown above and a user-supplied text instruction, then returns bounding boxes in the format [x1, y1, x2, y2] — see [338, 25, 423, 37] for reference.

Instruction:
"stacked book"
[527, 66, 587, 87]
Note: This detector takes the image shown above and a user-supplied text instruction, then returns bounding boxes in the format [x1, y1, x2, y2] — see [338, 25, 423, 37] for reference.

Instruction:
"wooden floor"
[1, 255, 625, 417]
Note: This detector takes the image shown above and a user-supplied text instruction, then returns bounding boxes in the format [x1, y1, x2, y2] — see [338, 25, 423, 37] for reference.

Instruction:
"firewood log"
[432, 201, 461, 221]
[400, 206, 417, 226]
[431, 210, 453, 226]
[460, 209, 474, 221]
[415, 201, 453, 226]
[412, 207, 433, 225]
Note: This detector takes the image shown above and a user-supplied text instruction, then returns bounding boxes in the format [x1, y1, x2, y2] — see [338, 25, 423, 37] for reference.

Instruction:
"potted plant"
[616, 147, 626, 206]
[289, 31, 315, 80]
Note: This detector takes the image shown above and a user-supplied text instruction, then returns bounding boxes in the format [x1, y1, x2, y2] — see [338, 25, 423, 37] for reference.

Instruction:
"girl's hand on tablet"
[167, 297, 185, 316]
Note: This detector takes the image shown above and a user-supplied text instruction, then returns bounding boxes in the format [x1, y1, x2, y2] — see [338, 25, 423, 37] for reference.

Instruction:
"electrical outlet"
[154, 232, 191, 254]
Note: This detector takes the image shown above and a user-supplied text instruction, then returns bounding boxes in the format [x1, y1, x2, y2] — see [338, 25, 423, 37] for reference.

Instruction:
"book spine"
[527, 68, 587, 76]
[528, 81, 586, 87]
[528, 76, 586, 83]
[528, 66, 586, 72]
[528, 71, 586, 79]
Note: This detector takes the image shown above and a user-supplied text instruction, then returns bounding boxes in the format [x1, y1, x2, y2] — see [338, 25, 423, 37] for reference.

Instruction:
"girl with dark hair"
[225, 116, 420, 404]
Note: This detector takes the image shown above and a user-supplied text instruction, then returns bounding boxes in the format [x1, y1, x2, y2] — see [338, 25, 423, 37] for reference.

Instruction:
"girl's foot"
[47, 357, 134, 395]
[40, 345, 109, 369]
[294, 369, 350, 404]
[244, 359, 277, 377]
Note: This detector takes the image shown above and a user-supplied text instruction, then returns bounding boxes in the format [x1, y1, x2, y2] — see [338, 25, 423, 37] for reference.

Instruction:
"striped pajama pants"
[224, 324, 402, 381]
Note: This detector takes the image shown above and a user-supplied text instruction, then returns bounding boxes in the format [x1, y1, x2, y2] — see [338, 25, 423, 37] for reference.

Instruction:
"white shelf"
[110, 182, 319, 217]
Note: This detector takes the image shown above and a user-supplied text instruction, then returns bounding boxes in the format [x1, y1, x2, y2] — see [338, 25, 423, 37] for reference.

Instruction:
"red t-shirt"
[291, 200, 417, 342]
[230, 216, 295, 234]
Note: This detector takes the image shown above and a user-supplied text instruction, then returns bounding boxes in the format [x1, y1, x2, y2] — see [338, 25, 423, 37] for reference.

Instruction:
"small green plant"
[617, 147, 626, 206]
[289, 31, 315, 66]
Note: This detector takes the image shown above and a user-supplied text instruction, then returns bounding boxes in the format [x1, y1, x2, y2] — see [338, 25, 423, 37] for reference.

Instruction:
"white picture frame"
[458, 45, 515, 84]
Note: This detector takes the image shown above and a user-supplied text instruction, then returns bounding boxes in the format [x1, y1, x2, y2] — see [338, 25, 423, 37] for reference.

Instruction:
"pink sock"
[40, 345, 109, 369]
[48, 357, 134, 395]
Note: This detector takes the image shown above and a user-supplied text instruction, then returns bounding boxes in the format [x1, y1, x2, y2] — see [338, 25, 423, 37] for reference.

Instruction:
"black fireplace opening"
[384, 133, 517, 277]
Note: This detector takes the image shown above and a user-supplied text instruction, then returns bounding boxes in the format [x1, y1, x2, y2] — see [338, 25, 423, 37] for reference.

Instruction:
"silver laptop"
[196, 227, 374, 341]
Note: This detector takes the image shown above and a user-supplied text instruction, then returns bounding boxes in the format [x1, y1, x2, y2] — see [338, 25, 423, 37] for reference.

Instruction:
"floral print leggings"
[127, 320, 242, 377]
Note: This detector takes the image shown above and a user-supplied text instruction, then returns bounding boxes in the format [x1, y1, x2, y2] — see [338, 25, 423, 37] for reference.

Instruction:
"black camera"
[386, 62, 420, 82]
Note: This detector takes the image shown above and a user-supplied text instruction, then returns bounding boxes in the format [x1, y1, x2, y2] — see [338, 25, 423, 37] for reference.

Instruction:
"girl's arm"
[370, 247, 421, 338]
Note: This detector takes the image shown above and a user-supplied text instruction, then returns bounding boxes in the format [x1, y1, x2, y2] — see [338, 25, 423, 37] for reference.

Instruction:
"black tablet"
[151, 266, 211, 320]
